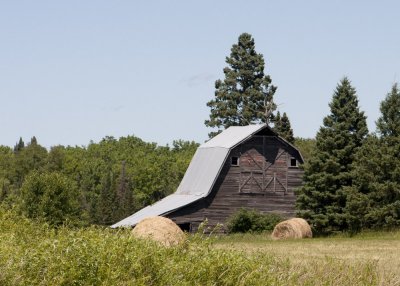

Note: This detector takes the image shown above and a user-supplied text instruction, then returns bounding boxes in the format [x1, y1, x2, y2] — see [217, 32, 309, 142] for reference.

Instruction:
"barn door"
[239, 137, 288, 194]
[263, 147, 288, 193]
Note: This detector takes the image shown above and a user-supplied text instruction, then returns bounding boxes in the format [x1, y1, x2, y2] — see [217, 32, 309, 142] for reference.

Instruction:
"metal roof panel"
[200, 124, 266, 149]
[111, 194, 202, 228]
[175, 147, 229, 195]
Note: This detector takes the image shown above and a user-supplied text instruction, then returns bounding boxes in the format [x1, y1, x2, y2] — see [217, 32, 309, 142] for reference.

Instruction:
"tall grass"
[0, 210, 383, 285]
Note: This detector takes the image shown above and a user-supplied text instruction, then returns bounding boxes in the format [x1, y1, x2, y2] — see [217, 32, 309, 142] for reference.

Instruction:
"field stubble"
[215, 232, 400, 285]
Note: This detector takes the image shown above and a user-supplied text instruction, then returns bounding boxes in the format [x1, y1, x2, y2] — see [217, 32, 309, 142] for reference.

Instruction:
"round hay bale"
[271, 218, 312, 240]
[132, 216, 185, 247]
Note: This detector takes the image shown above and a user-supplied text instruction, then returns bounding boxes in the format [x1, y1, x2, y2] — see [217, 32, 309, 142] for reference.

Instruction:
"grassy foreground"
[215, 232, 400, 285]
[0, 211, 397, 285]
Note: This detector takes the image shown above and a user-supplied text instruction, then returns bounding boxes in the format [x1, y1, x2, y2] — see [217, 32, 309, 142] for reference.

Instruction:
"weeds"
[0, 210, 388, 285]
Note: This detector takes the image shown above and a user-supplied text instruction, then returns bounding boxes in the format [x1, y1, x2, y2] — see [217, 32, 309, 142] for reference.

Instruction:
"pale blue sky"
[1, 1, 399, 148]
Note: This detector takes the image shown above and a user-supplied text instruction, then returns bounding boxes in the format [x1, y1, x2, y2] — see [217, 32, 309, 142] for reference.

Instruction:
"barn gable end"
[168, 134, 303, 232]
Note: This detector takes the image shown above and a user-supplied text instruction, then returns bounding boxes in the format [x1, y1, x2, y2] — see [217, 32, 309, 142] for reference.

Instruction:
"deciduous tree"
[20, 171, 81, 226]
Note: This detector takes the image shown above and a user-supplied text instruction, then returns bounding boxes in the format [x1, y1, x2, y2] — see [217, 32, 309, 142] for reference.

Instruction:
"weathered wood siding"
[168, 135, 304, 232]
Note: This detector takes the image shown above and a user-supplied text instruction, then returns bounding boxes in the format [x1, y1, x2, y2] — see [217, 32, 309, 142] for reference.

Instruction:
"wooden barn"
[112, 124, 304, 232]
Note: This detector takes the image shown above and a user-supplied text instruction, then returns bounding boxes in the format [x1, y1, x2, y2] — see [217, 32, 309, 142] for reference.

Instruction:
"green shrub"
[226, 208, 283, 233]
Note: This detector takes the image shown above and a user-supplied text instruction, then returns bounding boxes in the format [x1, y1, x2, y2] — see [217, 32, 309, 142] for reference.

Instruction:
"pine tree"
[296, 78, 368, 233]
[205, 33, 277, 137]
[274, 112, 295, 143]
[345, 83, 400, 231]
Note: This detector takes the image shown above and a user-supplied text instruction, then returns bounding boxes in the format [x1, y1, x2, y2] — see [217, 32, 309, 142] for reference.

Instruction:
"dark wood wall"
[168, 135, 304, 232]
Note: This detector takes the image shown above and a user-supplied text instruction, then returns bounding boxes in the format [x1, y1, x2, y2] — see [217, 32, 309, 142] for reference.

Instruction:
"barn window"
[231, 156, 239, 166]
[290, 157, 297, 167]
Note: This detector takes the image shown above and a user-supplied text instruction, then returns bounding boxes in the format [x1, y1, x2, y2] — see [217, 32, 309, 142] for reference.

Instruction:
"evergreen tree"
[14, 137, 25, 153]
[274, 111, 295, 143]
[205, 33, 277, 137]
[296, 78, 368, 234]
[114, 161, 134, 222]
[96, 169, 116, 225]
[345, 83, 400, 231]
[274, 111, 282, 133]
[30, 136, 38, 146]
[376, 83, 400, 138]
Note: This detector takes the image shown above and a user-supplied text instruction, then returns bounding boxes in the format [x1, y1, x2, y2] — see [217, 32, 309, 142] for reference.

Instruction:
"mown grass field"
[214, 232, 400, 285]
[1, 210, 399, 285]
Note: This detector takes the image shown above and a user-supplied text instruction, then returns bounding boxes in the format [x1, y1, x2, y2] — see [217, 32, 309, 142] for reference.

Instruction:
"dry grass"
[214, 231, 400, 285]
[271, 218, 312, 240]
[131, 216, 185, 246]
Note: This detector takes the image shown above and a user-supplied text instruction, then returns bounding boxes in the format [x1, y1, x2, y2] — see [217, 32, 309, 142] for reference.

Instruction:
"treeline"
[203, 32, 400, 234]
[0, 136, 198, 226]
[297, 80, 400, 234]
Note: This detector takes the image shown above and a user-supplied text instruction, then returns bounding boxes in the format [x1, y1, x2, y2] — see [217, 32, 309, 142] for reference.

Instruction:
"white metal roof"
[201, 124, 266, 149]
[111, 194, 202, 228]
[111, 124, 268, 228]
[175, 147, 229, 195]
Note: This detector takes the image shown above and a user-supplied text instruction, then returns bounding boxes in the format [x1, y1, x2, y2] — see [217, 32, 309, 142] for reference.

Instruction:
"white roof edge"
[111, 194, 203, 228]
[200, 124, 267, 149]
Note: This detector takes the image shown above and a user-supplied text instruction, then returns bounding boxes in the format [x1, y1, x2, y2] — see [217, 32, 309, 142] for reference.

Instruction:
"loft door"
[239, 137, 288, 194]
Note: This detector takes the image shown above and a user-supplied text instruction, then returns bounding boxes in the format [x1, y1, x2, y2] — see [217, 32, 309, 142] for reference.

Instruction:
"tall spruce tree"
[345, 83, 400, 231]
[274, 111, 295, 143]
[296, 77, 368, 233]
[205, 33, 277, 137]
[30, 136, 38, 145]
[376, 83, 400, 138]
[14, 137, 25, 153]
[114, 161, 134, 222]
[274, 111, 282, 132]
[96, 169, 116, 225]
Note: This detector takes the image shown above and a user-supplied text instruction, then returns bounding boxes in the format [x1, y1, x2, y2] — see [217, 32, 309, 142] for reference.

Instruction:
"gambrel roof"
[111, 124, 301, 228]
